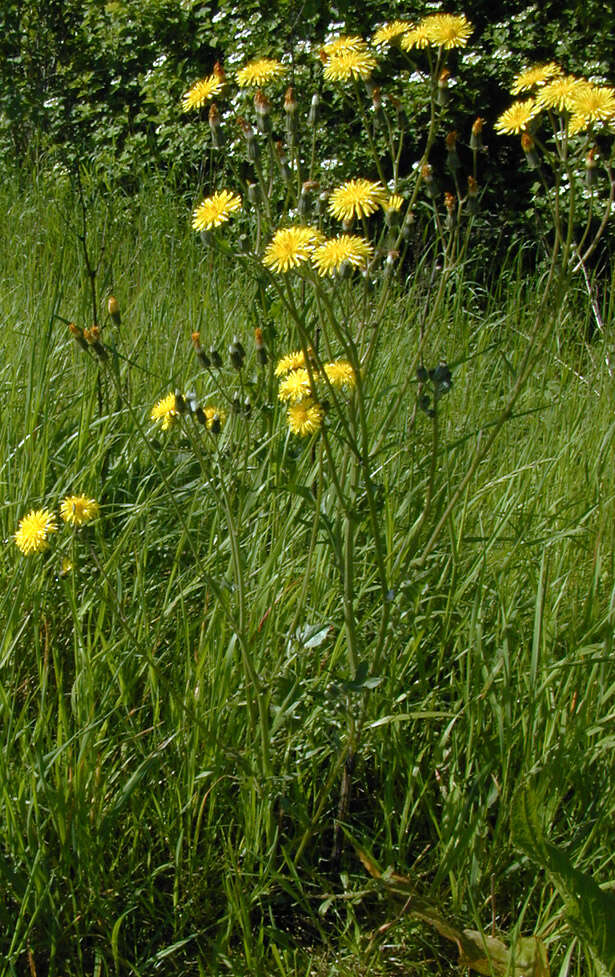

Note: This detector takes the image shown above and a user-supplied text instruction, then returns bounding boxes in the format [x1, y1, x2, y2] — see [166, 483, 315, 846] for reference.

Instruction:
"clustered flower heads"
[496, 64, 615, 140]
[275, 351, 357, 437]
[15, 495, 100, 555]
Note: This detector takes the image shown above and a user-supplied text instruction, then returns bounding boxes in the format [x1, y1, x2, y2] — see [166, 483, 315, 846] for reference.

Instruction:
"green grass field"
[1, 171, 615, 976]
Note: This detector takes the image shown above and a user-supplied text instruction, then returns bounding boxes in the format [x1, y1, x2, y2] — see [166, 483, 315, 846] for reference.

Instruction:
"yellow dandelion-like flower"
[323, 49, 377, 82]
[422, 13, 473, 49]
[60, 495, 100, 527]
[275, 349, 309, 376]
[511, 62, 562, 95]
[372, 21, 413, 47]
[287, 398, 324, 437]
[192, 190, 242, 232]
[567, 83, 615, 132]
[536, 75, 586, 113]
[323, 360, 356, 391]
[494, 99, 539, 135]
[203, 406, 226, 430]
[400, 23, 431, 50]
[328, 178, 386, 221]
[263, 226, 319, 273]
[182, 74, 223, 111]
[312, 234, 373, 276]
[278, 368, 313, 403]
[322, 35, 366, 57]
[151, 392, 179, 431]
[383, 193, 404, 212]
[14, 508, 58, 555]
[236, 58, 286, 87]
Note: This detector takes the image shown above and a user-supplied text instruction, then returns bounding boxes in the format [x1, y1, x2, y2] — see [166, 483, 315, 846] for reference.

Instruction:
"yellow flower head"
[263, 226, 319, 273]
[383, 193, 404, 212]
[567, 83, 615, 133]
[322, 35, 366, 57]
[494, 99, 539, 135]
[323, 49, 377, 82]
[203, 406, 226, 430]
[60, 495, 100, 527]
[536, 75, 586, 113]
[511, 62, 562, 95]
[192, 190, 242, 232]
[328, 178, 386, 221]
[287, 398, 324, 437]
[312, 234, 373, 276]
[422, 13, 473, 49]
[323, 360, 356, 391]
[400, 23, 431, 50]
[372, 21, 413, 47]
[14, 508, 58, 555]
[182, 74, 224, 111]
[278, 368, 313, 403]
[275, 349, 310, 376]
[151, 392, 179, 431]
[237, 58, 286, 87]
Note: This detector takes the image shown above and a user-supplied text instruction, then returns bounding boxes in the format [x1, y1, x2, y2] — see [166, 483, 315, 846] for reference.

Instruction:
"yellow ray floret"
[287, 398, 324, 436]
[278, 368, 313, 403]
[263, 226, 320, 273]
[312, 234, 373, 276]
[328, 179, 386, 221]
[182, 74, 224, 111]
[535, 75, 586, 113]
[151, 392, 179, 431]
[323, 49, 377, 82]
[567, 83, 615, 133]
[60, 495, 100, 527]
[422, 13, 473, 49]
[14, 508, 58, 555]
[237, 58, 286, 87]
[494, 99, 539, 135]
[192, 190, 242, 231]
[511, 62, 562, 95]
[372, 21, 413, 47]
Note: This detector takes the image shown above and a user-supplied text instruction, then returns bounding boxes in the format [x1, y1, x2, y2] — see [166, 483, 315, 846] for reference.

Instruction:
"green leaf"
[512, 782, 615, 977]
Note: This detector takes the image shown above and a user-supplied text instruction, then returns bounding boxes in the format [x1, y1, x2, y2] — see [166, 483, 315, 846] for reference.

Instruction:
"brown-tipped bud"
[213, 62, 226, 84]
[254, 90, 272, 134]
[521, 132, 539, 169]
[237, 116, 258, 161]
[254, 327, 268, 365]
[209, 103, 224, 149]
[299, 180, 319, 217]
[107, 295, 121, 326]
[284, 86, 297, 141]
[308, 93, 319, 127]
[421, 163, 436, 198]
[69, 322, 89, 351]
[84, 325, 107, 360]
[371, 86, 385, 129]
[444, 191, 456, 229]
[585, 147, 598, 187]
[209, 346, 223, 369]
[470, 116, 484, 150]
[437, 69, 450, 107]
[446, 130, 460, 172]
[192, 331, 211, 369]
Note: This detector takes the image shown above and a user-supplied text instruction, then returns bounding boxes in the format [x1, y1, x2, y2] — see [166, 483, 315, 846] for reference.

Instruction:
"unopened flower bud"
[444, 191, 456, 229]
[232, 392, 242, 413]
[237, 116, 258, 162]
[213, 62, 226, 87]
[275, 141, 291, 184]
[175, 391, 187, 414]
[84, 325, 107, 359]
[445, 130, 460, 171]
[192, 331, 211, 368]
[421, 163, 436, 198]
[195, 406, 207, 425]
[254, 90, 272, 134]
[243, 396, 252, 415]
[107, 295, 121, 326]
[209, 346, 222, 368]
[299, 180, 318, 217]
[284, 86, 297, 141]
[308, 93, 319, 127]
[69, 322, 89, 351]
[437, 69, 450, 107]
[466, 176, 479, 214]
[247, 181, 259, 205]
[521, 132, 539, 169]
[229, 340, 245, 371]
[254, 327, 268, 365]
[470, 116, 484, 150]
[210, 412, 221, 434]
[209, 103, 224, 149]
[585, 147, 598, 187]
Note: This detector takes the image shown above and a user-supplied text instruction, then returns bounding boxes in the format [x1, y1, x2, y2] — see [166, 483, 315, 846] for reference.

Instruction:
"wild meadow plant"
[6, 11, 615, 976]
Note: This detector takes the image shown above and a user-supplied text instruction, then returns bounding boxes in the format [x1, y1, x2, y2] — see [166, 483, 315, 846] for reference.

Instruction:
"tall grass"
[0, 173, 614, 976]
